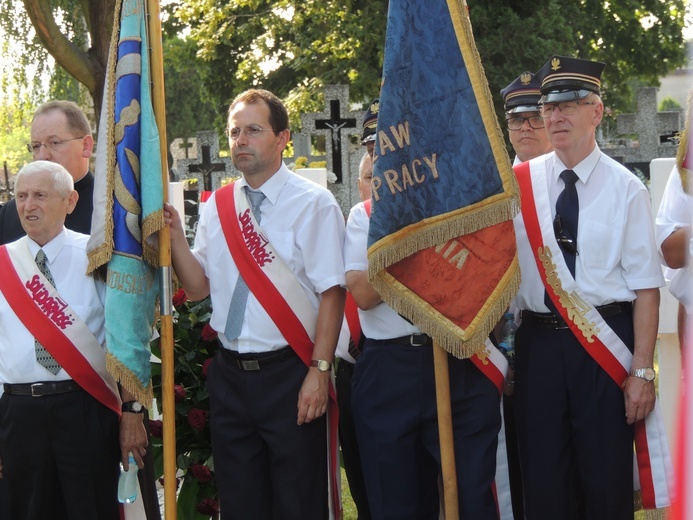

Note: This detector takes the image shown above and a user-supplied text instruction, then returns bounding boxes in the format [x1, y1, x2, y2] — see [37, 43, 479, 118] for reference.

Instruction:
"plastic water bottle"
[117, 453, 139, 503]
[498, 312, 518, 369]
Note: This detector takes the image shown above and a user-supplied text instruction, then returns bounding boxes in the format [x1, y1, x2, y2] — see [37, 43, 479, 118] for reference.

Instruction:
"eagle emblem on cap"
[551, 57, 561, 71]
[520, 72, 532, 85]
[371, 100, 380, 114]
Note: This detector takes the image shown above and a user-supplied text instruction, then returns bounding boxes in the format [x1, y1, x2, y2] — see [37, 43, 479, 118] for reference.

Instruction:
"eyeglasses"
[506, 115, 545, 131]
[553, 215, 579, 256]
[540, 100, 596, 117]
[27, 136, 84, 154]
[228, 125, 267, 141]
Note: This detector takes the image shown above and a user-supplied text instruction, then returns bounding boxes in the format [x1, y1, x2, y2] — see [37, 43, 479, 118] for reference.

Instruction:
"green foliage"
[165, 0, 686, 131]
[163, 36, 222, 142]
[660, 96, 683, 112]
[0, 97, 34, 176]
[168, 0, 387, 131]
[150, 291, 219, 520]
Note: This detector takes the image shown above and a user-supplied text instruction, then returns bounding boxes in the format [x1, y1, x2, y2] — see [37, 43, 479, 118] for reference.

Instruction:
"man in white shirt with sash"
[512, 55, 671, 519]
[0, 161, 123, 520]
[165, 89, 346, 519]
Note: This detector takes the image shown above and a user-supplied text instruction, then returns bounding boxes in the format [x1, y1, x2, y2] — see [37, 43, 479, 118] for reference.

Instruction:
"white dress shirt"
[193, 164, 346, 353]
[514, 145, 664, 312]
[344, 201, 421, 339]
[656, 165, 693, 312]
[0, 229, 106, 385]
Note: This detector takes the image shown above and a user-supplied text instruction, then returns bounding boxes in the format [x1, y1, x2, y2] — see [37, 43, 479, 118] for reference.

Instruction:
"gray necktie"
[224, 189, 266, 341]
[35, 249, 62, 375]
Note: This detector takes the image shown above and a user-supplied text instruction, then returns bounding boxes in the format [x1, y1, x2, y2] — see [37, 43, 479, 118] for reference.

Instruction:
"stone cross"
[614, 87, 681, 163]
[301, 85, 362, 183]
[175, 131, 238, 191]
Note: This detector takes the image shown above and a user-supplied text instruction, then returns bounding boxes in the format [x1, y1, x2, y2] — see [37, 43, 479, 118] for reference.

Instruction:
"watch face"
[644, 368, 656, 382]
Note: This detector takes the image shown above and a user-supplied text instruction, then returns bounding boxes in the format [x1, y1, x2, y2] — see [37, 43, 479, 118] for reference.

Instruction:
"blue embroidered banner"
[367, 0, 520, 357]
[88, 0, 164, 405]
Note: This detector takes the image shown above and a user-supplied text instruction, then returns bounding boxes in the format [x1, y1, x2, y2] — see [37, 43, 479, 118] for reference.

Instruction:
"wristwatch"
[629, 367, 656, 382]
[122, 401, 145, 413]
[310, 359, 332, 372]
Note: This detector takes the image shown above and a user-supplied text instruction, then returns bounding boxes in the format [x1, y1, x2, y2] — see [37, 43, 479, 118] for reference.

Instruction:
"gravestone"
[300, 85, 363, 214]
[283, 133, 325, 169]
[602, 87, 682, 178]
[175, 131, 238, 191]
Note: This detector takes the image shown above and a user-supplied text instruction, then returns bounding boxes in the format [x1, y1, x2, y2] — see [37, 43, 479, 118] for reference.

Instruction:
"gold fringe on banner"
[368, 194, 519, 275]
[107, 352, 153, 407]
[371, 255, 521, 359]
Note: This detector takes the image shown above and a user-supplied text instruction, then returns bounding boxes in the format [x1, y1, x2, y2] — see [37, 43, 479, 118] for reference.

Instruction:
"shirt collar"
[26, 228, 68, 263]
[552, 144, 601, 185]
[237, 163, 290, 206]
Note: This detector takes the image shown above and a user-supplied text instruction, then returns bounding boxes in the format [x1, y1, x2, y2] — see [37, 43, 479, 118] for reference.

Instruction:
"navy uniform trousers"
[352, 338, 500, 520]
[514, 311, 635, 520]
[0, 388, 120, 520]
[208, 347, 328, 519]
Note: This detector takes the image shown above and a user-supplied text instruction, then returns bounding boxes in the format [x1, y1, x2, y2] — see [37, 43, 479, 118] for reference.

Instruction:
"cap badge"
[520, 72, 532, 85]
[551, 57, 561, 71]
[371, 100, 380, 114]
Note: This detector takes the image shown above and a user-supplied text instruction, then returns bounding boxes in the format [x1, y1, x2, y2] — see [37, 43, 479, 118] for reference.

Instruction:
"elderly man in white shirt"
[0, 161, 147, 520]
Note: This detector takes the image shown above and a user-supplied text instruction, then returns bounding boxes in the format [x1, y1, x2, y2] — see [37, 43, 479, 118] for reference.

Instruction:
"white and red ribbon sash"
[515, 159, 673, 509]
[471, 339, 513, 520]
[0, 240, 121, 416]
[216, 182, 342, 518]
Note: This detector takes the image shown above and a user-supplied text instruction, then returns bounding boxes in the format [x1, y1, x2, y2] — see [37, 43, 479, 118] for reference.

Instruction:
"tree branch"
[22, 0, 96, 93]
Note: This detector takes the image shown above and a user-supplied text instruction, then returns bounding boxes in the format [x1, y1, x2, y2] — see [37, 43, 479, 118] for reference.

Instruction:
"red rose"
[196, 498, 219, 516]
[201, 324, 218, 342]
[174, 384, 186, 402]
[172, 288, 187, 307]
[189, 463, 213, 483]
[187, 408, 208, 431]
[149, 419, 163, 438]
[202, 358, 213, 378]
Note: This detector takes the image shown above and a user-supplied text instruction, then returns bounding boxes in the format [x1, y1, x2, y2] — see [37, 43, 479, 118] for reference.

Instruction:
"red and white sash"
[471, 340, 513, 520]
[0, 240, 121, 416]
[216, 182, 342, 518]
[515, 158, 673, 509]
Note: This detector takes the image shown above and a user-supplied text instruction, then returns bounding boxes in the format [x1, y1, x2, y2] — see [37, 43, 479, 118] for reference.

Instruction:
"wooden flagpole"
[433, 342, 459, 520]
[146, 1, 177, 518]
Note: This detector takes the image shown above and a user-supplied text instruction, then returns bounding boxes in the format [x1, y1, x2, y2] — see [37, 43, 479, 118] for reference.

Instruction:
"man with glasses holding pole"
[0, 101, 95, 244]
[511, 56, 669, 519]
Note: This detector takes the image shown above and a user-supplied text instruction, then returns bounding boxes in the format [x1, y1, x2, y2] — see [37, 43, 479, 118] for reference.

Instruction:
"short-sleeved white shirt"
[344, 201, 420, 339]
[514, 146, 664, 311]
[193, 164, 346, 353]
[0, 229, 106, 385]
[655, 165, 693, 311]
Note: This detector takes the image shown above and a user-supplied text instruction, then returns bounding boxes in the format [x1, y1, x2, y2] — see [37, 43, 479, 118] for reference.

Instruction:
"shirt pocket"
[579, 219, 620, 270]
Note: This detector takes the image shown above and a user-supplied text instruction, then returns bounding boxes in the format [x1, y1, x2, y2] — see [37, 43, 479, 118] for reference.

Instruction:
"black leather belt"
[521, 301, 632, 330]
[4, 380, 81, 397]
[386, 334, 433, 347]
[221, 346, 294, 371]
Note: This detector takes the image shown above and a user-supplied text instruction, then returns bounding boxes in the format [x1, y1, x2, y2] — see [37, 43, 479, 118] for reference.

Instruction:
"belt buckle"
[240, 359, 260, 371]
[30, 383, 45, 397]
[410, 334, 425, 347]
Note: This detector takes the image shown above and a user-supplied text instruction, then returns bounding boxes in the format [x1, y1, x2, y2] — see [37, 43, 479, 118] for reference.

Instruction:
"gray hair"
[16, 160, 74, 197]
